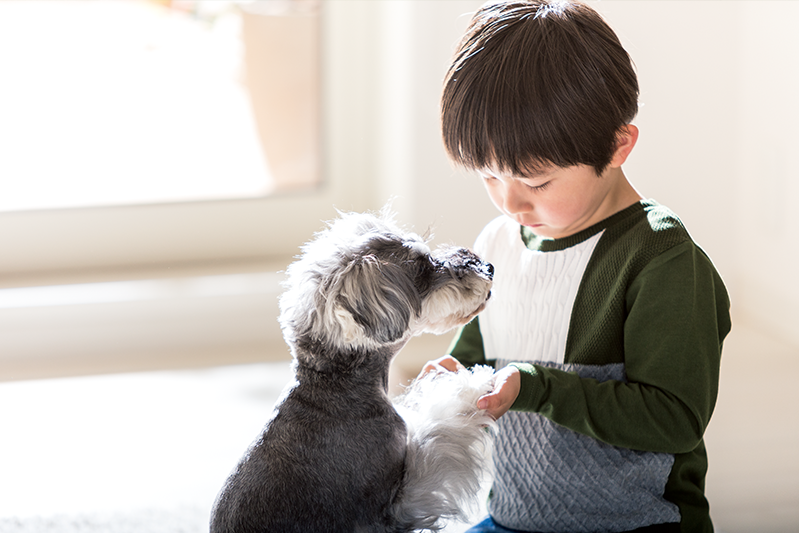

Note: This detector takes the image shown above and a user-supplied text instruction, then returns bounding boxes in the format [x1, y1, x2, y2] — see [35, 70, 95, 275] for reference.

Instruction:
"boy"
[424, 1, 731, 532]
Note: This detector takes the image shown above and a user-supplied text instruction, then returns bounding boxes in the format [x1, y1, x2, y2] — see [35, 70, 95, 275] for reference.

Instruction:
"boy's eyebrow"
[517, 171, 550, 180]
[515, 168, 555, 180]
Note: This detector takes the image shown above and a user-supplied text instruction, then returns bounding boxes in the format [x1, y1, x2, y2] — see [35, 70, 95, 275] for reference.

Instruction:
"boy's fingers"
[476, 366, 521, 419]
[422, 356, 462, 374]
[419, 355, 463, 377]
[477, 393, 507, 420]
[440, 358, 465, 372]
[477, 394, 492, 410]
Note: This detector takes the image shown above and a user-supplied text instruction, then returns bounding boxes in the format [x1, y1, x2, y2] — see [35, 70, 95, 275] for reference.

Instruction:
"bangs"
[442, 57, 582, 177]
[441, 1, 638, 176]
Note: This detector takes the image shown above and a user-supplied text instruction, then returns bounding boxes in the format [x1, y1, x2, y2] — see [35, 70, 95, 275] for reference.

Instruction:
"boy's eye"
[525, 181, 551, 192]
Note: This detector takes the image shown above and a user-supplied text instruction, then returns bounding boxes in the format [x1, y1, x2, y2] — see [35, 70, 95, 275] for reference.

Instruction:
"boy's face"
[479, 162, 634, 240]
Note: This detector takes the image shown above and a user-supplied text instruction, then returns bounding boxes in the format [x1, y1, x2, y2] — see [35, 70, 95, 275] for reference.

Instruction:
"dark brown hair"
[441, 0, 639, 176]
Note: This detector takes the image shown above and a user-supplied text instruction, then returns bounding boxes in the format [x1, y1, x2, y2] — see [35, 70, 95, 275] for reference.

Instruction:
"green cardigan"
[450, 200, 731, 533]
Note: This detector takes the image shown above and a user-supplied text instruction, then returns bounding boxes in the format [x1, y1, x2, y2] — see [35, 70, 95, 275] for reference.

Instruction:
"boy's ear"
[610, 124, 639, 168]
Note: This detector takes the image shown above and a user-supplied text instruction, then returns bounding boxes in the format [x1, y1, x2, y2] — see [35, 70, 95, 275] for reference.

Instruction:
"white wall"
[733, 1, 799, 344]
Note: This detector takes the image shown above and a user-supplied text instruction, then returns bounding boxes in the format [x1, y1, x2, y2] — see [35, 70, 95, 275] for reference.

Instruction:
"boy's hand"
[477, 365, 520, 420]
[419, 357, 520, 420]
[419, 355, 465, 377]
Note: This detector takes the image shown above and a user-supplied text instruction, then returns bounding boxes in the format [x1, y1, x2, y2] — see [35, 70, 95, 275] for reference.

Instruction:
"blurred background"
[0, 1, 796, 531]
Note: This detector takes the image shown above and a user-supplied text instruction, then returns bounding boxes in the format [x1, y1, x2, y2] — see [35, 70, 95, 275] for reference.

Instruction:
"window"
[0, 0, 372, 278]
[1, 0, 324, 212]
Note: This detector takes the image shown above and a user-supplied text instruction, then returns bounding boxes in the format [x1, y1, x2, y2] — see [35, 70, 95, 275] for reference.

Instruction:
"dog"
[210, 209, 496, 533]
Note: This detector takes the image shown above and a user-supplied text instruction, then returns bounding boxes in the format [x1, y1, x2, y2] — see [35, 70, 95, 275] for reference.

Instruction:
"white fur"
[415, 285, 490, 335]
[393, 365, 497, 530]
[404, 239, 432, 256]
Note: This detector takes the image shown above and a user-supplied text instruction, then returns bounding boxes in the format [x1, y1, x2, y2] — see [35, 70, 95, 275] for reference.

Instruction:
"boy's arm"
[510, 242, 731, 454]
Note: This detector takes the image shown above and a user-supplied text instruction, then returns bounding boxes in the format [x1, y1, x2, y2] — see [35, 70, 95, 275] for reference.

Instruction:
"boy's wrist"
[507, 362, 544, 412]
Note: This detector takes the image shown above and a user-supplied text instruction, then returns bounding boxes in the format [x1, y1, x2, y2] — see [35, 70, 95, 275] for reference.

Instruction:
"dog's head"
[278, 210, 493, 371]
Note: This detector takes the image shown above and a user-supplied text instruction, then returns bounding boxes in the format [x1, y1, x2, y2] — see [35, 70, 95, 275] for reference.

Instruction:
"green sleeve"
[447, 316, 495, 368]
[510, 241, 731, 454]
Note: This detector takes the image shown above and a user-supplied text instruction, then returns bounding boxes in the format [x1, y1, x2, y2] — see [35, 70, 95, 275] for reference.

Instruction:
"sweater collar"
[520, 199, 656, 252]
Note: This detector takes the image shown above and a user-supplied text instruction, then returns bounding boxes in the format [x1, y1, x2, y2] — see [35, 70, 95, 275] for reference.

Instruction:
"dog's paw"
[395, 364, 497, 423]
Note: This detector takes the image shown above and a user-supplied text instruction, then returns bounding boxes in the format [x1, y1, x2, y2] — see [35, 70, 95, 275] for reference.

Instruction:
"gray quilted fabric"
[488, 362, 680, 532]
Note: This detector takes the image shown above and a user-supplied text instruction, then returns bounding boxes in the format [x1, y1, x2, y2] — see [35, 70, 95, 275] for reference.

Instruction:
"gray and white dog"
[210, 210, 496, 533]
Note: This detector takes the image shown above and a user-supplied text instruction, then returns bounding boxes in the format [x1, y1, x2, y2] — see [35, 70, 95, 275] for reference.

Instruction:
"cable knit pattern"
[474, 216, 602, 365]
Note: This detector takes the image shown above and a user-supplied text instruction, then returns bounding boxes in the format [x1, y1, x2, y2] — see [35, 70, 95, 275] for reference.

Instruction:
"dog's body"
[211, 211, 495, 533]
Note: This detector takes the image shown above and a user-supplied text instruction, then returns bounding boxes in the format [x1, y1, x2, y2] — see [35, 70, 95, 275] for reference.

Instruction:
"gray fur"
[210, 210, 495, 533]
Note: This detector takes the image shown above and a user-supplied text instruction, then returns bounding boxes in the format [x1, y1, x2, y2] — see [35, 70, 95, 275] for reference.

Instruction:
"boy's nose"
[503, 183, 531, 214]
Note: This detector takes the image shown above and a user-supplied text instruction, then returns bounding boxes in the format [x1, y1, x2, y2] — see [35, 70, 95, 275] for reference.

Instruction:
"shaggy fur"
[210, 210, 496, 533]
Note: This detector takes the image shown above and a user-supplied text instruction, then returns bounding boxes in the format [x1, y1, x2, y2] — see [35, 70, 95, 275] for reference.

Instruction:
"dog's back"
[210, 369, 408, 533]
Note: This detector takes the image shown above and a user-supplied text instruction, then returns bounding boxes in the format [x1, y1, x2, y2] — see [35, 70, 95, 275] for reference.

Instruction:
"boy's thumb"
[477, 394, 492, 410]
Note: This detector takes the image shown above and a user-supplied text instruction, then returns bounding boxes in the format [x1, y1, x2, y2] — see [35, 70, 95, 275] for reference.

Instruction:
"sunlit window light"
[0, 0, 320, 213]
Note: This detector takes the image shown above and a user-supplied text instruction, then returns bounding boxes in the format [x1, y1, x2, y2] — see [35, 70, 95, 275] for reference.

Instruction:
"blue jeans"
[464, 516, 681, 533]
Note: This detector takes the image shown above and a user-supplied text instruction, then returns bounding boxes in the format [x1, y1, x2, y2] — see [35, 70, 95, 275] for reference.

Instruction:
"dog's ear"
[327, 255, 421, 346]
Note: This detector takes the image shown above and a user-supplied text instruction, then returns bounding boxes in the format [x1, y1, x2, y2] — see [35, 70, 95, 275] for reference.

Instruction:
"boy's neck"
[605, 167, 643, 216]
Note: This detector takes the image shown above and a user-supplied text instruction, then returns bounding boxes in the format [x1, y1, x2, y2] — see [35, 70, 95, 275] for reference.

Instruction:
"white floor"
[0, 364, 287, 527]
[0, 319, 796, 532]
